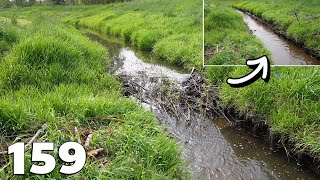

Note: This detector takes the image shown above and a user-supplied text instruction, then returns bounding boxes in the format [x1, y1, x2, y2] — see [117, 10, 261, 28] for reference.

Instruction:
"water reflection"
[239, 11, 320, 65]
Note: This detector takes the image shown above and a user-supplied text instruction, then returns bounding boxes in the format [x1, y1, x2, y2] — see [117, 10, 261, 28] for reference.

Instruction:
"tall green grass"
[0, 0, 202, 68]
[0, 24, 19, 56]
[0, 17, 186, 178]
[233, 0, 320, 56]
[204, 0, 270, 65]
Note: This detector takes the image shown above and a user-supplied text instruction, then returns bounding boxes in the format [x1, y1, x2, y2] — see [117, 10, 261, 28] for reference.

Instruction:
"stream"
[238, 11, 320, 65]
[85, 31, 318, 179]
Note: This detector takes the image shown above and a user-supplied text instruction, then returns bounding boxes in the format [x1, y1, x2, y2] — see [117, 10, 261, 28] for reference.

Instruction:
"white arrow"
[227, 56, 270, 87]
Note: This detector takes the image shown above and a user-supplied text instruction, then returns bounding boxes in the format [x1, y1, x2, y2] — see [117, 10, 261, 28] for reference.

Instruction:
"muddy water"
[85, 31, 318, 179]
[239, 11, 320, 65]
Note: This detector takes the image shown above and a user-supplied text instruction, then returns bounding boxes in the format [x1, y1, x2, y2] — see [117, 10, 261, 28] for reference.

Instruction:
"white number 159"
[8, 142, 86, 175]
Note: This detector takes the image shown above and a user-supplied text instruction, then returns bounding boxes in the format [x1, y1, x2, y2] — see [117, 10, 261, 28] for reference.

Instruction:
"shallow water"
[239, 11, 320, 65]
[86, 31, 318, 179]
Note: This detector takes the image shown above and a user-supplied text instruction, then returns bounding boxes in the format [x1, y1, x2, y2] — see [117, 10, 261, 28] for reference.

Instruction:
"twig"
[87, 148, 104, 157]
[168, 99, 180, 120]
[204, 52, 215, 56]
[132, 81, 147, 91]
[214, 100, 233, 124]
[74, 127, 82, 144]
[0, 134, 33, 155]
[0, 124, 46, 173]
[0, 151, 7, 155]
[84, 134, 93, 149]
[87, 117, 125, 122]
[189, 67, 195, 78]
[26, 124, 47, 149]
[0, 163, 10, 174]
[190, 76, 201, 94]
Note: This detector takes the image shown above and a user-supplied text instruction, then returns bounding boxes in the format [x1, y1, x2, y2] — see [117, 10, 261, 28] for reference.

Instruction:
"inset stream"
[238, 11, 320, 65]
[85, 30, 318, 179]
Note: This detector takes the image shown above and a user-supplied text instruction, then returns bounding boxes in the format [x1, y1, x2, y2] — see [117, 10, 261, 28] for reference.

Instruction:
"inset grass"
[204, 0, 270, 65]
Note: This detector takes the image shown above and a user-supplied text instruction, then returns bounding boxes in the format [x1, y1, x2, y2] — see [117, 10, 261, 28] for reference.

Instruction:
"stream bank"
[236, 9, 320, 65]
[85, 30, 319, 179]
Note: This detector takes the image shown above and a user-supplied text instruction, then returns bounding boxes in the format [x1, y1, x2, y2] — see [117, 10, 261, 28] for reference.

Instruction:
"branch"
[87, 117, 125, 122]
[0, 124, 47, 173]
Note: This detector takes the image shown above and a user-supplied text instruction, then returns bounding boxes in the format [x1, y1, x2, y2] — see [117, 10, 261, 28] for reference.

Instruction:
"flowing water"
[85, 31, 318, 179]
[238, 11, 320, 65]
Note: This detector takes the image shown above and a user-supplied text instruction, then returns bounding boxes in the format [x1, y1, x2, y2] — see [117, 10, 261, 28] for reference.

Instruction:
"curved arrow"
[227, 56, 270, 88]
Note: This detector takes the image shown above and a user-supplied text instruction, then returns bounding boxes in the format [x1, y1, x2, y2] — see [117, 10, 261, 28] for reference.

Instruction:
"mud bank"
[224, 105, 320, 175]
[86, 30, 319, 179]
[236, 8, 320, 63]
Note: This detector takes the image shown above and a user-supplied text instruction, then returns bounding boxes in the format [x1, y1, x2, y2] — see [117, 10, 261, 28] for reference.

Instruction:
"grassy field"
[204, 0, 270, 65]
[0, 14, 187, 179]
[233, 0, 320, 58]
[205, 0, 320, 161]
[0, 1, 202, 177]
[0, 0, 202, 68]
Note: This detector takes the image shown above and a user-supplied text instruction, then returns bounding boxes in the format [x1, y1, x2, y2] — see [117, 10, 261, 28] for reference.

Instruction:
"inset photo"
[204, 0, 320, 65]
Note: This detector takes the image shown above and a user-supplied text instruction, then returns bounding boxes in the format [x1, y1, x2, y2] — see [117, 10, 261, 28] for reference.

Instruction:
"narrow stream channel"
[238, 11, 320, 65]
[85, 30, 318, 179]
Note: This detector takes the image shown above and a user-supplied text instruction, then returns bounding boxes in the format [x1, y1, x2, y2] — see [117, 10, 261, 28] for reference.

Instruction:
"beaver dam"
[86, 31, 319, 179]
